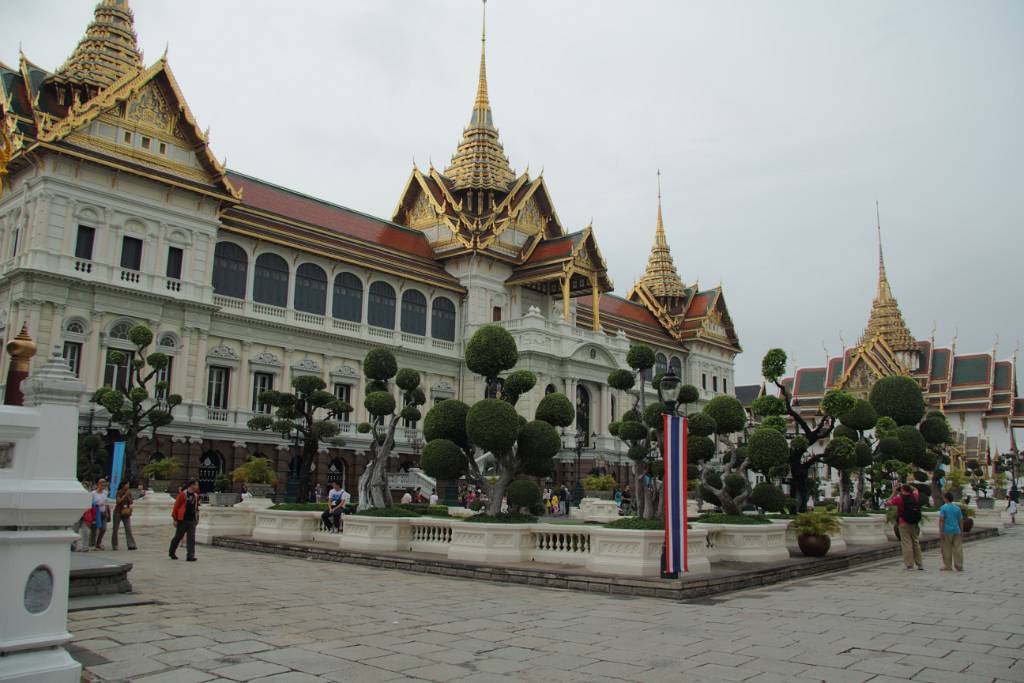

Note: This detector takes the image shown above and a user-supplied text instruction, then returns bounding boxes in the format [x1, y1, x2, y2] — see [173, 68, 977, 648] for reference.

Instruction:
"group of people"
[400, 487, 438, 505]
[542, 485, 573, 515]
[75, 478, 138, 552]
[888, 483, 969, 572]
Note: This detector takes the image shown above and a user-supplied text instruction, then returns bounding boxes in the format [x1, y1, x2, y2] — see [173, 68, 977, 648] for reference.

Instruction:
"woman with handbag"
[112, 480, 138, 550]
[90, 479, 111, 550]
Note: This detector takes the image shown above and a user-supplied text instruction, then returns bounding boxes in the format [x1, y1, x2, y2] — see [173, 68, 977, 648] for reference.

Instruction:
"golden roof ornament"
[444, 0, 516, 192]
[53, 0, 143, 90]
[6, 323, 38, 373]
[0, 119, 11, 198]
[639, 170, 686, 298]
[858, 202, 917, 353]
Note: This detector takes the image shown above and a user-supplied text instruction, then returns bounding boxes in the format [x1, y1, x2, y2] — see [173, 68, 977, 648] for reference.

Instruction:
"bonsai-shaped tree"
[698, 395, 757, 515]
[966, 459, 988, 499]
[825, 399, 877, 512]
[758, 348, 857, 511]
[91, 324, 182, 480]
[419, 325, 573, 516]
[247, 375, 350, 502]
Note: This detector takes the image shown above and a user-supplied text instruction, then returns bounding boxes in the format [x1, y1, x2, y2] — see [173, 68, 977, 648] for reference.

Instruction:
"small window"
[109, 321, 132, 339]
[75, 226, 95, 261]
[367, 281, 396, 329]
[333, 383, 352, 421]
[9, 227, 19, 258]
[723, 379, 728, 394]
[155, 357, 173, 400]
[103, 349, 134, 391]
[492, 306, 502, 322]
[713, 376, 718, 392]
[158, 334, 177, 348]
[121, 236, 143, 271]
[702, 373, 707, 390]
[252, 372, 274, 413]
[141, 136, 151, 150]
[207, 367, 230, 409]
[62, 342, 83, 377]
[123, 131, 132, 144]
[166, 246, 183, 280]
[65, 320, 86, 335]
[158, 142, 167, 155]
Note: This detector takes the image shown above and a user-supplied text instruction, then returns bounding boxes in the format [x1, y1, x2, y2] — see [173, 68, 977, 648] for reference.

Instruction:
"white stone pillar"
[0, 347, 89, 683]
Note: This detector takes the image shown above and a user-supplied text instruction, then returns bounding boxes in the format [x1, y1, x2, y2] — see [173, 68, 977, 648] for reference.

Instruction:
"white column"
[192, 331, 209, 405]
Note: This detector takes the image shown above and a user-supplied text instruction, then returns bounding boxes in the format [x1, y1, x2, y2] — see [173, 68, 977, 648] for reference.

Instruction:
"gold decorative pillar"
[590, 276, 601, 332]
[561, 273, 571, 321]
[4, 323, 37, 406]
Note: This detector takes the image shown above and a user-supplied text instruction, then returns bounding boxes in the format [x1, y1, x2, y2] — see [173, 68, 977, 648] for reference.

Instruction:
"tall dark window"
[252, 372, 274, 413]
[333, 383, 352, 421]
[212, 242, 248, 299]
[713, 376, 718, 392]
[723, 378, 728, 394]
[207, 367, 230, 409]
[400, 290, 427, 336]
[253, 253, 289, 307]
[492, 306, 502, 322]
[103, 349, 134, 391]
[368, 281, 396, 329]
[655, 353, 668, 377]
[75, 226, 95, 260]
[9, 227, 19, 257]
[166, 247, 183, 280]
[155, 357, 173, 400]
[576, 384, 591, 447]
[702, 373, 707, 390]
[120, 236, 143, 270]
[62, 342, 83, 377]
[294, 263, 327, 315]
[431, 297, 456, 341]
[332, 273, 363, 322]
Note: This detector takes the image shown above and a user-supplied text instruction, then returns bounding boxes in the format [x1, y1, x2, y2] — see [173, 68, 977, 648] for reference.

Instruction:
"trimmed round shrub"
[790, 434, 809, 456]
[840, 399, 878, 432]
[467, 399, 520, 455]
[823, 436, 857, 470]
[821, 389, 857, 418]
[747, 428, 789, 474]
[607, 368, 635, 391]
[420, 439, 466, 480]
[617, 420, 647, 442]
[506, 480, 542, 510]
[688, 435, 717, 463]
[608, 421, 621, 436]
[869, 376, 926, 426]
[761, 348, 787, 382]
[621, 409, 641, 423]
[400, 406, 421, 423]
[364, 348, 397, 380]
[751, 395, 786, 417]
[760, 415, 787, 433]
[751, 482, 787, 512]
[855, 440, 873, 467]
[879, 436, 901, 457]
[702, 395, 746, 434]
[643, 401, 667, 429]
[465, 325, 518, 379]
[833, 424, 859, 442]
[677, 384, 700, 405]
[127, 324, 154, 348]
[356, 421, 371, 433]
[724, 473, 748, 496]
[395, 368, 420, 391]
[651, 373, 665, 391]
[626, 345, 656, 372]
[365, 379, 388, 394]
[895, 425, 927, 466]
[535, 392, 574, 427]
[920, 416, 950, 445]
[687, 413, 716, 437]
[517, 420, 561, 461]
[364, 391, 395, 417]
[503, 370, 537, 397]
[423, 399, 470, 448]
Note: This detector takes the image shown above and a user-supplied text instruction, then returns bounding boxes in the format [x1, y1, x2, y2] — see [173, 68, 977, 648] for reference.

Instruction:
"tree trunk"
[486, 468, 514, 516]
[854, 471, 865, 511]
[929, 472, 943, 508]
[839, 470, 852, 513]
[789, 457, 810, 513]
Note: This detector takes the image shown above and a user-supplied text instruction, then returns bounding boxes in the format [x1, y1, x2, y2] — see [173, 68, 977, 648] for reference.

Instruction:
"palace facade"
[0, 1, 741, 493]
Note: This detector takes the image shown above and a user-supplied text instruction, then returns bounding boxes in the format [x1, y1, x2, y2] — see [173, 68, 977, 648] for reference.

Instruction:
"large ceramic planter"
[694, 522, 789, 563]
[771, 519, 846, 554]
[838, 515, 888, 546]
[252, 509, 321, 543]
[245, 483, 274, 498]
[976, 498, 995, 510]
[585, 490, 615, 500]
[208, 492, 239, 507]
[410, 517, 453, 555]
[196, 504, 257, 544]
[337, 516, 414, 552]
[797, 533, 830, 557]
[130, 491, 175, 528]
[585, 526, 710, 576]
[447, 522, 533, 563]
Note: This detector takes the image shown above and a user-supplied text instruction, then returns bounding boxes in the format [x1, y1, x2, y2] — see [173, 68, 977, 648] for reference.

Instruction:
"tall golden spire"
[639, 170, 686, 298]
[445, 0, 515, 192]
[859, 202, 917, 352]
[54, 0, 143, 90]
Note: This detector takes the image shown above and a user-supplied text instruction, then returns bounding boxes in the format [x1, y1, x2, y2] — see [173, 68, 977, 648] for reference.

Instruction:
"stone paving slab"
[74, 527, 1024, 682]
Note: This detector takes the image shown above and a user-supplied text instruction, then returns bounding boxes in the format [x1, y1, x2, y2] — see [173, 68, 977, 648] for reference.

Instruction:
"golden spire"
[639, 170, 686, 299]
[445, 0, 516, 192]
[54, 0, 143, 90]
[859, 202, 917, 353]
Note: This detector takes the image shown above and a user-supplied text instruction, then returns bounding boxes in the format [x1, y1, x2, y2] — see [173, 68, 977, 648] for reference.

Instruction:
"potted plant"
[142, 456, 181, 493]
[581, 473, 617, 500]
[943, 469, 967, 501]
[957, 502, 976, 532]
[210, 474, 238, 506]
[231, 456, 278, 498]
[792, 510, 840, 557]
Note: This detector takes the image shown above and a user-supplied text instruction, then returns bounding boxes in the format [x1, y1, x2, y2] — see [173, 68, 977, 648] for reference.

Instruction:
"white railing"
[252, 302, 287, 318]
[165, 278, 181, 292]
[332, 318, 360, 333]
[533, 528, 592, 565]
[431, 339, 455, 350]
[120, 269, 140, 283]
[207, 407, 229, 422]
[74, 259, 92, 273]
[401, 332, 425, 345]
[294, 311, 325, 325]
[368, 326, 395, 341]
[410, 518, 452, 554]
[214, 294, 245, 311]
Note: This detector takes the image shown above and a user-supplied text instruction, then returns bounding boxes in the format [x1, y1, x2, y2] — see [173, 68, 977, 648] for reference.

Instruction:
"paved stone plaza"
[71, 527, 1024, 683]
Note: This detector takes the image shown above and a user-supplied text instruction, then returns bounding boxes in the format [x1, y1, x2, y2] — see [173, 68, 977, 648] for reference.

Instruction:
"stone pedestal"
[130, 491, 175, 528]
[0, 350, 89, 683]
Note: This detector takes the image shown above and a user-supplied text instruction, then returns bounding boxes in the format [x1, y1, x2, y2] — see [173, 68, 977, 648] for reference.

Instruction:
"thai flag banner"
[663, 414, 688, 574]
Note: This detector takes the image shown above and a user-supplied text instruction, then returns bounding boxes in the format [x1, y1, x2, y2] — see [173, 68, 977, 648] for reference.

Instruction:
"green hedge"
[696, 513, 772, 525]
[603, 517, 664, 530]
[462, 513, 538, 524]
[269, 503, 327, 511]
[354, 507, 418, 517]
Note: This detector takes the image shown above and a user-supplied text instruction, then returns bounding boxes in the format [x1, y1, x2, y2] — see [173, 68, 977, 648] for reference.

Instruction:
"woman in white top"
[91, 479, 111, 549]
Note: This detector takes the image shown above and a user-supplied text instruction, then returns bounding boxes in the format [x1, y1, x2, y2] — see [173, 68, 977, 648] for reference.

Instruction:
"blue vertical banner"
[109, 441, 126, 494]
[663, 414, 689, 574]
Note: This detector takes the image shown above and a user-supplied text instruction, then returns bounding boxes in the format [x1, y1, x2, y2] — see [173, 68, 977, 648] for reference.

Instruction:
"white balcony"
[481, 310, 629, 359]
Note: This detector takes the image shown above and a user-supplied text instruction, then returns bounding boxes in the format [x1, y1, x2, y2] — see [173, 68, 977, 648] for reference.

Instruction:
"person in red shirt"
[888, 483, 924, 570]
[169, 479, 200, 561]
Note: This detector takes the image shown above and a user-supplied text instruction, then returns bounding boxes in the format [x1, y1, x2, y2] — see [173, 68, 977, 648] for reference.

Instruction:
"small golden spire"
[6, 322, 37, 373]
[859, 203, 917, 353]
[639, 170, 685, 299]
[54, 0, 143, 90]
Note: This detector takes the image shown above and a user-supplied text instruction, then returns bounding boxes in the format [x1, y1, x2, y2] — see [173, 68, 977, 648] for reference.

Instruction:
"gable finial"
[839, 330, 846, 350]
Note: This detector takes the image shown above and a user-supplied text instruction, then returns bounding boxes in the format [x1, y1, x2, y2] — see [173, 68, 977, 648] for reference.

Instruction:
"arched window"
[400, 290, 427, 336]
[65, 320, 86, 335]
[253, 253, 289, 307]
[158, 333, 177, 349]
[109, 321, 132, 339]
[294, 263, 327, 315]
[545, 384, 557, 396]
[368, 282, 396, 329]
[431, 297, 456, 341]
[332, 273, 362, 322]
[212, 242, 248, 299]
[669, 356, 682, 381]
[327, 458, 347, 487]
[576, 384, 591, 447]
[655, 353, 668, 377]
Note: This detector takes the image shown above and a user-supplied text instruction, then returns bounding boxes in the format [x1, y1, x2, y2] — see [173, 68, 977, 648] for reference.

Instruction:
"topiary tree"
[759, 348, 856, 511]
[90, 324, 182, 481]
[247, 373, 350, 502]
[420, 325, 573, 516]
[698, 395, 754, 515]
[750, 481, 787, 513]
[868, 376, 926, 426]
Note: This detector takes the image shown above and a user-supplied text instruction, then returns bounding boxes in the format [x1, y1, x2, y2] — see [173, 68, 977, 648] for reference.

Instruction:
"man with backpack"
[888, 483, 924, 570]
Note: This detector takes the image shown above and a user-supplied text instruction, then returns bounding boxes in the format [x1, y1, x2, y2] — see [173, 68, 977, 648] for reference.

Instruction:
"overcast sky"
[5, 1, 1022, 384]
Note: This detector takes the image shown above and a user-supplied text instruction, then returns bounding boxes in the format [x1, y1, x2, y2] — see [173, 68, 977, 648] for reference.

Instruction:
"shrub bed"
[603, 517, 665, 530]
[462, 513, 538, 524]
[355, 507, 418, 517]
[696, 513, 772, 525]
[269, 503, 326, 511]
[398, 503, 451, 518]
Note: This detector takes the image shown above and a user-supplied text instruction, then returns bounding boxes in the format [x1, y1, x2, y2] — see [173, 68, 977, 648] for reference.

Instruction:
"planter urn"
[797, 533, 831, 557]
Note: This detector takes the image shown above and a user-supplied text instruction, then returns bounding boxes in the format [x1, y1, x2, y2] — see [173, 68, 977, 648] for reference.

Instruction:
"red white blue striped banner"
[663, 414, 689, 573]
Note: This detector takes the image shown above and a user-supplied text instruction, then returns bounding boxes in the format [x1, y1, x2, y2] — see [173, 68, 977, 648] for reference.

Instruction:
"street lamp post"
[565, 428, 597, 507]
[285, 397, 306, 503]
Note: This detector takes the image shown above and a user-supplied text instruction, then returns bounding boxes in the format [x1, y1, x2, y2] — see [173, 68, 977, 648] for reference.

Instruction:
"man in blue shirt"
[938, 491, 964, 571]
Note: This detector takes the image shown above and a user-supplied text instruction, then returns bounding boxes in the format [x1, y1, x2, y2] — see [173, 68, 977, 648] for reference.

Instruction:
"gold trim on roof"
[639, 171, 685, 298]
[858, 204, 917, 353]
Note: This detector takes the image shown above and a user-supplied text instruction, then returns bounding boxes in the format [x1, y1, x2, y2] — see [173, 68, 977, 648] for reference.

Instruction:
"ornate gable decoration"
[836, 334, 907, 395]
[124, 81, 172, 131]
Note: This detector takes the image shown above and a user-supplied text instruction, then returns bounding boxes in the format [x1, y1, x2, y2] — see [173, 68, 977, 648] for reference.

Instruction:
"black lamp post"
[658, 366, 681, 415]
[564, 428, 597, 507]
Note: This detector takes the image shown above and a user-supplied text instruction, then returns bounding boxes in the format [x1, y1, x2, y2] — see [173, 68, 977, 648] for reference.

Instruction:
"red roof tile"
[579, 294, 663, 329]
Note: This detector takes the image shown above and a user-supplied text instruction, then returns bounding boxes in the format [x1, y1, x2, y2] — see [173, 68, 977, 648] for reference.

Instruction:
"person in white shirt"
[429, 489, 439, 505]
[400, 490, 413, 504]
[321, 482, 346, 532]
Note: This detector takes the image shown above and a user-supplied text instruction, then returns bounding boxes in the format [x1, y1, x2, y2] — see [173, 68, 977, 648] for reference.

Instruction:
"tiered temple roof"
[858, 213, 917, 353]
[52, 0, 143, 89]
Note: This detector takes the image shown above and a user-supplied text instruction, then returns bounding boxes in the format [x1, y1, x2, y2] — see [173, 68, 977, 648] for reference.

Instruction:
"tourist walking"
[400, 489, 413, 504]
[90, 479, 111, 550]
[938, 491, 964, 571]
[111, 480, 137, 551]
[169, 479, 200, 561]
[889, 483, 923, 570]
[542, 487, 551, 511]
[321, 481, 346, 532]
[1007, 498, 1017, 525]
[429, 489, 439, 505]
[549, 491, 559, 515]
